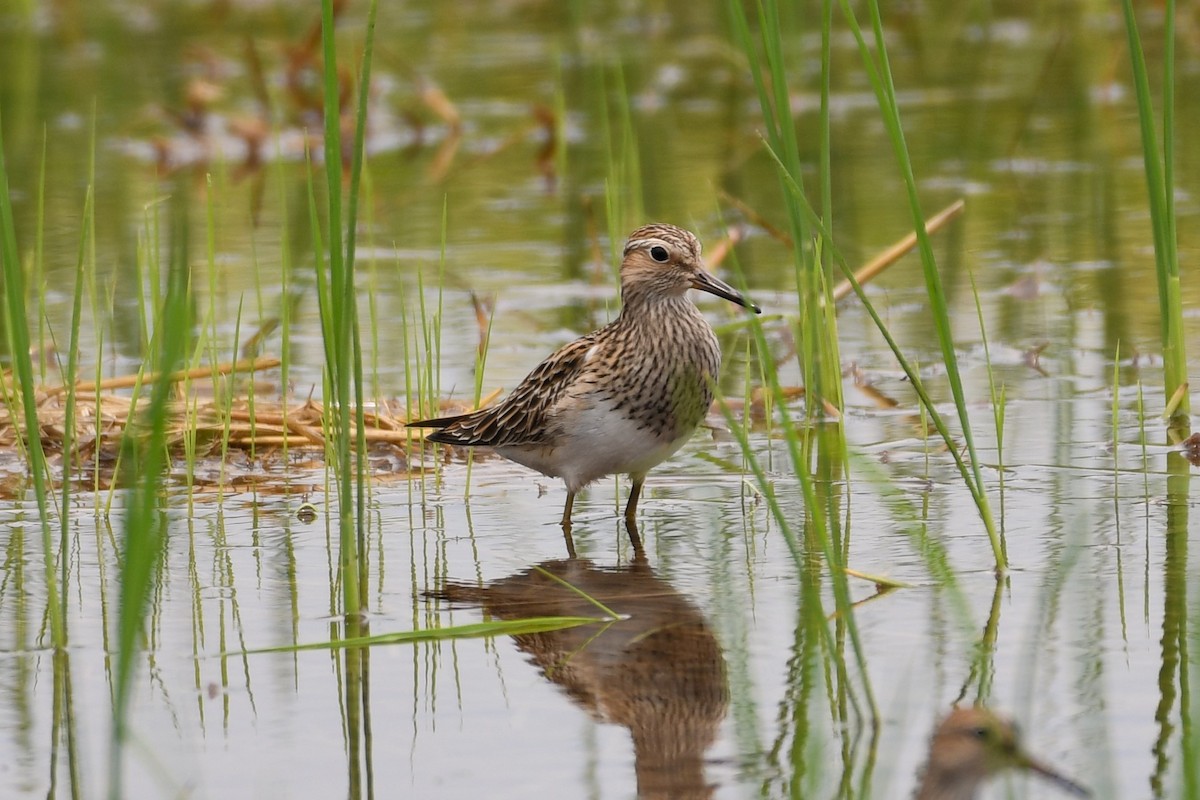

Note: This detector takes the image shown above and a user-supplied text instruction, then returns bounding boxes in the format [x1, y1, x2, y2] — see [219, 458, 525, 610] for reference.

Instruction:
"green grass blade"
[0, 109, 65, 649]
[1120, 0, 1187, 421]
[830, 0, 1002, 567]
[345, 0, 379, 598]
[108, 187, 192, 800]
[755, 137, 994, 555]
[245, 616, 605, 655]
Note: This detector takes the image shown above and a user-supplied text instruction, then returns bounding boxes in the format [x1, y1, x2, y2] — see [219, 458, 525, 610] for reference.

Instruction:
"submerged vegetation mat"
[0, 355, 508, 491]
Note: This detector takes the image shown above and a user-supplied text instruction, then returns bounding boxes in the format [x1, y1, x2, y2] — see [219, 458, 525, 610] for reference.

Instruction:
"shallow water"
[1, 2, 1199, 798]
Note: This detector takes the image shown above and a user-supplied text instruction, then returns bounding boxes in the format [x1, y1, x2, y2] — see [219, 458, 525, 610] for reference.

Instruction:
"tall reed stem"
[0, 112, 65, 648]
[108, 187, 191, 800]
[1120, 0, 1188, 427]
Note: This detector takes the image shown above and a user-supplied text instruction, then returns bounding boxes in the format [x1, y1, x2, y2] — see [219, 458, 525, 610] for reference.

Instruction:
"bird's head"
[619, 224, 761, 313]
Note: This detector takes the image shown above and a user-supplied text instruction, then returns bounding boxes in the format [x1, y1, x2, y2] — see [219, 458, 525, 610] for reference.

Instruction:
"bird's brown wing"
[408, 330, 601, 448]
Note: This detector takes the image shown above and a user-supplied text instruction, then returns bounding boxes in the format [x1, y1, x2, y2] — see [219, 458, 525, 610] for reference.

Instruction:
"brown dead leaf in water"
[847, 364, 900, 409]
[716, 386, 807, 425]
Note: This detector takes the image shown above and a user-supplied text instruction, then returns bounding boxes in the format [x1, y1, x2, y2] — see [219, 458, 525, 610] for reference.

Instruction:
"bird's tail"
[406, 411, 485, 446]
[406, 412, 471, 430]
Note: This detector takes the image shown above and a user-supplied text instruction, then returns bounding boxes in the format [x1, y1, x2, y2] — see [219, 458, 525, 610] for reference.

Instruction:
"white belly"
[495, 398, 694, 493]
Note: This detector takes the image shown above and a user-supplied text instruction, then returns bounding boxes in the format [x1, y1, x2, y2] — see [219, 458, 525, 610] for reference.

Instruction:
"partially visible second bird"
[408, 223, 760, 529]
[916, 707, 1090, 800]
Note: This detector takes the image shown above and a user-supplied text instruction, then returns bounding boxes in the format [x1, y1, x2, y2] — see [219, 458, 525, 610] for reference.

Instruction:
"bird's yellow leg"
[623, 476, 644, 525]
[560, 491, 576, 529]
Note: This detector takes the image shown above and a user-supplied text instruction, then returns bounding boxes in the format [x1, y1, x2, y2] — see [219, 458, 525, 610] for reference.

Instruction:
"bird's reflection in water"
[432, 553, 729, 799]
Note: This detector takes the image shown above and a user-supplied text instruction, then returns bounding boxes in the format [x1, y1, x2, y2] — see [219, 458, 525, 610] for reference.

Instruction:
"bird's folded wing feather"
[418, 331, 600, 448]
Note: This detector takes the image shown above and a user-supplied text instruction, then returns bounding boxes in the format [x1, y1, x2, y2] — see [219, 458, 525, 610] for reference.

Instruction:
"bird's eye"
[649, 245, 670, 263]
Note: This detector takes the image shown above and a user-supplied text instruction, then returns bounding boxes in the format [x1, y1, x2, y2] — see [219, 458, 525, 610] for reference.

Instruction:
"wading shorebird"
[408, 223, 760, 530]
[916, 707, 1090, 800]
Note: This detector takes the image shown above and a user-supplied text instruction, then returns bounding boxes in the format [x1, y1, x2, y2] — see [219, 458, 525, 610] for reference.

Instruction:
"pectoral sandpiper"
[408, 223, 760, 529]
[916, 707, 1090, 800]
